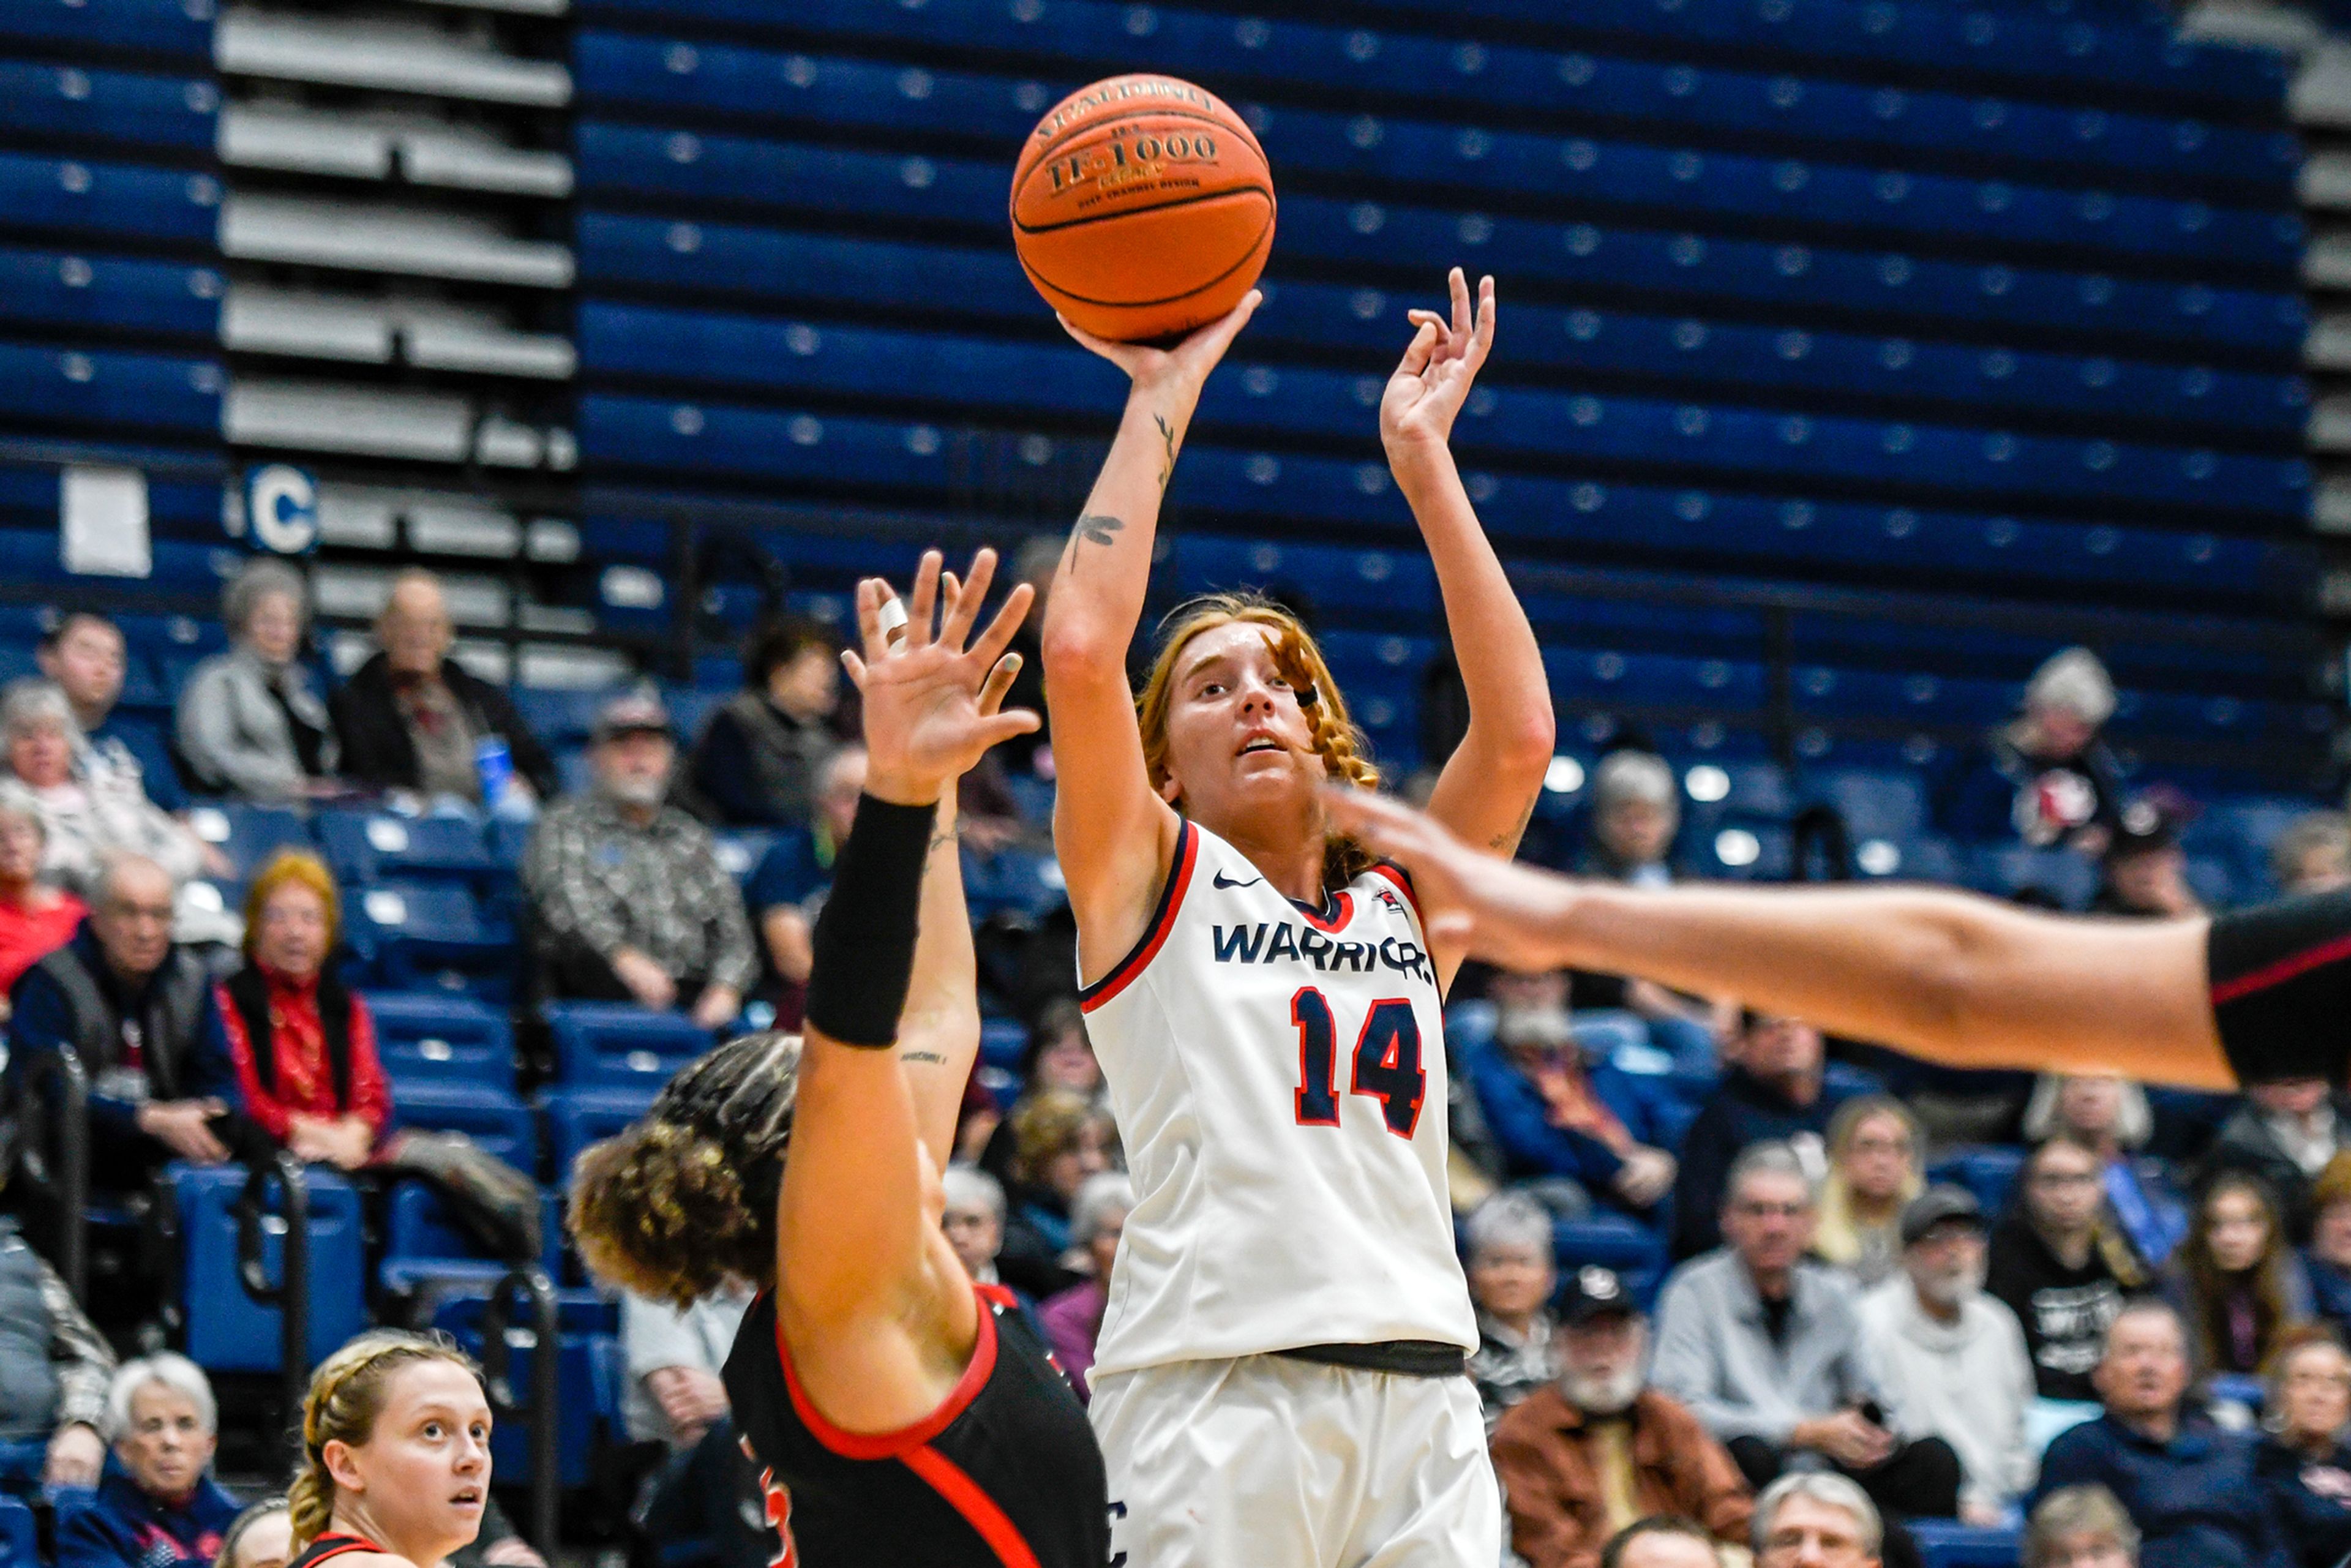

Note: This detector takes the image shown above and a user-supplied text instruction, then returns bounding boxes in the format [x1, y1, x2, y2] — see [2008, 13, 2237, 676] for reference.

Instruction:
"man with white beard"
[1491, 1267, 1753, 1567]
[1858, 1187, 2039, 1526]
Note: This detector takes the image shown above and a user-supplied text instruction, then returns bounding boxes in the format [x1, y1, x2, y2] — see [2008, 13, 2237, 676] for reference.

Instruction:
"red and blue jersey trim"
[1078, 820, 1198, 1014]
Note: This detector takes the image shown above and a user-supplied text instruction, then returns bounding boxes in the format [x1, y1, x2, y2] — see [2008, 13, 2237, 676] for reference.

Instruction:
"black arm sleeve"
[2207, 888, 2351, 1087]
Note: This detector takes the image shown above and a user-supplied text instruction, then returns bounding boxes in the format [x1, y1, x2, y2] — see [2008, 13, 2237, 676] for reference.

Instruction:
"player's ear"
[1156, 775, 1183, 806]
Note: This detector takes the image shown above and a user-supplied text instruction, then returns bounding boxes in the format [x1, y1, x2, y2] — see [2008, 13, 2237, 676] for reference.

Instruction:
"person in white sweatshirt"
[1858, 1186, 2041, 1526]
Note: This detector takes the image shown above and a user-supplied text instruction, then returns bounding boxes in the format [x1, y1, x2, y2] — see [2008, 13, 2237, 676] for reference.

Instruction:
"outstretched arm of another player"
[1324, 787, 2236, 1091]
[775, 551, 1037, 1430]
[1046, 291, 1261, 979]
[1379, 271, 1553, 884]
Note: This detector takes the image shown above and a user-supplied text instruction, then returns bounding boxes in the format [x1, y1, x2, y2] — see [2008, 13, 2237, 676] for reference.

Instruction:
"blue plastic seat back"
[367, 991, 516, 1092]
[1927, 1147, 2027, 1218]
[391, 1082, 538, 1173]
[430, 1290, 621, 1489]
[175, 1164, 369, 1373]
[539, 1085, 660, 1180]
[1906, 1522, 2023, 1568]
[184, 802, 312, 883]
[319, 811, 496, 885]
[0, 1495, 32, 1568]
[545, 1002, 714, 1087]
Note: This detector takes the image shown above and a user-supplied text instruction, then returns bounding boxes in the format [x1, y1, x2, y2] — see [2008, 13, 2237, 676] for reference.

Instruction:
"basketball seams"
[1010, 182, 1275, 239]
[1018, 205, 1273, 307]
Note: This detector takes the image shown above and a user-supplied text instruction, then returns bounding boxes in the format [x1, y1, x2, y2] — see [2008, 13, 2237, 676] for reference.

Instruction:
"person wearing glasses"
[1651, 1143, 1962, 1525]
[1751, 1474, 1884, 1568]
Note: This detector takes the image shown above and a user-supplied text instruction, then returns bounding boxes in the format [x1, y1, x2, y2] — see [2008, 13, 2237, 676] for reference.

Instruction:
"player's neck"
[1205, 811, 1327, 906]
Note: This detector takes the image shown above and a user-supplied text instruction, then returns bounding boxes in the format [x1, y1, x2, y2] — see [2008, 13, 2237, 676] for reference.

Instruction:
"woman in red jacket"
[216, 850, 389, 1169]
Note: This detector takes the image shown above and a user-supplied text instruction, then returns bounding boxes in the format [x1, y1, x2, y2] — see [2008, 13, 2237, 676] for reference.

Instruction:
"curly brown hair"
[566, 1033, 801, 1309]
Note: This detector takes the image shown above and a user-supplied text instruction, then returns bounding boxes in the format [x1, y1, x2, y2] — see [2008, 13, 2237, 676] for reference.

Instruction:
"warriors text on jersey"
[721, 1286, 1110, 1568]
[1079, 819, 1478, 1378]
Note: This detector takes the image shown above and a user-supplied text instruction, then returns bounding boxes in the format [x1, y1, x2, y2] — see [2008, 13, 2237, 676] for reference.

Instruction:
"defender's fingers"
[1447, 266, 1471, 338]
[906, 550, 944, 645]
[977, 651, 1024, 717]
[1393, 318, 1439, 378]
[839, 648, 868, 691]
[970, 580, 1036, 672]
[852, 579, 893, 664]
[942, 549, 999, 650]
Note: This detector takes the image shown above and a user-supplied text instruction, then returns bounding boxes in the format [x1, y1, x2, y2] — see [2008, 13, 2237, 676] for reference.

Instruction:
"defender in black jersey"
[1322, 789, 2349, 1096]
[571, 552, 1108, 1568]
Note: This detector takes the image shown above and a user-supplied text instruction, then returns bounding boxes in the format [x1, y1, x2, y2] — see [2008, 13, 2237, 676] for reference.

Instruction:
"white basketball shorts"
[1091, 1353, 1501, 1568]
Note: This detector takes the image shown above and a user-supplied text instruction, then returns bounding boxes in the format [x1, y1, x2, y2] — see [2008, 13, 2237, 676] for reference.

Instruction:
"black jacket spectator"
[1669, 1063, 1848, 1260]
[2257, 1434, 2351, 1568]
[1986, 1207, 2140, 1404]
[331, 651, 558, 801]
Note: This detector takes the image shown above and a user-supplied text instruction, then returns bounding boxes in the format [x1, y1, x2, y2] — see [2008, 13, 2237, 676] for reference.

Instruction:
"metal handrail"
[17, 1048, 90, 1301]
[232, 1152, 312, 1420]
[475, 1265, 562, 1554]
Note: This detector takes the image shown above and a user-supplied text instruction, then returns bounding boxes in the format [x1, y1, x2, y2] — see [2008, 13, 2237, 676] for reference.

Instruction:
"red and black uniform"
[2209, 888, 2351, 1086]
[722, 1284, 1109, 1568]
[288, 1534, 385, 1568]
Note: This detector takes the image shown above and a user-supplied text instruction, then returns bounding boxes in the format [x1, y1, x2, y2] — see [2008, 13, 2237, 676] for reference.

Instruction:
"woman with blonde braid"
[1044, 266, 1553, 1567]
[282, 1332, 492, 1568]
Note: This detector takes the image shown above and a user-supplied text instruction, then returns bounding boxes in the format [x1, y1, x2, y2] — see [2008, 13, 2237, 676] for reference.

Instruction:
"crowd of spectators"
[12, 578, 2351, 1568]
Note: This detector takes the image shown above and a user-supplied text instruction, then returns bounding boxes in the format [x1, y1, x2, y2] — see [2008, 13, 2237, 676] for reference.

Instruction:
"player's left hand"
[849, 548, 1040, 806]
[1380, 267, 1494, 456]
[1321, 784, 1574, 973]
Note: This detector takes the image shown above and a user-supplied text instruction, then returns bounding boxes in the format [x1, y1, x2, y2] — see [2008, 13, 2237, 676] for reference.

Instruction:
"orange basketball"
[1011, 74, 1275, 343]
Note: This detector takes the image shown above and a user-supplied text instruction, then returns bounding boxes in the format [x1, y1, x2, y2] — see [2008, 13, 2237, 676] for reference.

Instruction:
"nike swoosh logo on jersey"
[1211, 870, 1264, 890]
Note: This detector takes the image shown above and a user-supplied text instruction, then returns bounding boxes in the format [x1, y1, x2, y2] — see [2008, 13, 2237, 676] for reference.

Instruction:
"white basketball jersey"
[1079, 820, 1477, 1378]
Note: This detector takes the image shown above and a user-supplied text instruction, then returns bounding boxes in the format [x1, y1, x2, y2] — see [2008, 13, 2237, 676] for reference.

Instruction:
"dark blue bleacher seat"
[319, 810, 498, 888]
[0, 1495, 31, 1568]
[176, 1163, 369, 1373]
[1906, 1521, 2023, 1568]
[0, 247, 220, 342]
[0, 152, 219, 247]
[0, 0, 216, 61]
[380, 1184, 564, 1299]
[393, 1082, 538, 1173]
[0, 63, 216, 152]
[184, 801, 311, 883]
[539, 1083, 658, 1180]
[1928, 1147, 2027, 1218]
[369, 991, 517, 1092]
[351, 881, 515, 997]
[545, 1000, 714, 1087]
[431, 1289, 622, 1489]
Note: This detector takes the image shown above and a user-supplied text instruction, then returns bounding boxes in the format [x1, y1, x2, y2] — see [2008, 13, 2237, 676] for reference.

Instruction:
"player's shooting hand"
[1382, 268, 1495, 457]
[1060, 289, 1261, 399]
[848, 549, 1040, 807]
[1319, 786, 1575, 972]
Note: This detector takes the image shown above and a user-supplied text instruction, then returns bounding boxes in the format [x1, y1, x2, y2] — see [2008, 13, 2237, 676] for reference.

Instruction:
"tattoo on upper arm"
[1153, 413, 1179, 493]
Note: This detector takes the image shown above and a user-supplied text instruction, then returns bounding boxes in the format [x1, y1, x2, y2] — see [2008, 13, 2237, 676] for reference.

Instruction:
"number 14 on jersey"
[1291, 988, 1428, 1138]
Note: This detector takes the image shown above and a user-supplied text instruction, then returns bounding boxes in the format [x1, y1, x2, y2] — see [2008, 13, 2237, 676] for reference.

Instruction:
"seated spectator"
[743, 746, 863, 1023]
[2270, 814, 2351, 899]
[0, 1212, 114, 1493]
[2034, 1299, 2290, 1568]
[523, 690, 754, 1030]
[1038, 1172, 1130, 1404]
[2023, 1485, 2139, 1568]
[2024, 1075, 2186, 1268]
[619, 1282, 767, 1568]
[1493, 1266, 1753, 1567]
[1987, 1136, 2151, 1404]
[176, 560, 337, 801]
[995, 1088, 1114, 1300]
[56, 1356, 239, 1568]
[2305, 1155, 2351, 1335]
[1464, 1191, 1560, 1428]
[6, 854, 250, 1202]
[0, 781, 86, 996]
[1937, 645, 2121, 853]
[216, 851, 389, 1172]
[1813, 1097, 1922, 1289]
[1022, 996, 1103, 1103]
[2090, 801, 2202, 920]
[6, 680, 205, 894]
[213, 1500, 291, 1568]
[1599, 1518, 1728, 1568]
[2255, 1327, 2351, 1568]
[1570, 750, 1725, 1075]
[1652, 1142, 1960, 1521]
[1859, 1188, 2038, 1524]
[1752, 1474, 1886, 1568]
[682, 615, 842, 828]
[1469, 968, 1679, 1221]
[2207, 1078, 2351, 1244]
[941, 1163, 1022, 1301]
[39, 612, 184, 814]
[329, 571, 557, 809]
[2162, 1171, 2312, 1378]
[1670, 1013, 1850, 1260]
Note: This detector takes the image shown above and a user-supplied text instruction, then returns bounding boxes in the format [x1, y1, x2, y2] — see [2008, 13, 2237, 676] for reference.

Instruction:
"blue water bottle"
[474, 735, 514, 812]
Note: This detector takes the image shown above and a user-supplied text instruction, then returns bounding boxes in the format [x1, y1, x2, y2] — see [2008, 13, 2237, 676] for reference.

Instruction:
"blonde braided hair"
[1136, 593, 1382, 888]
[288, 1332, 483, 1553]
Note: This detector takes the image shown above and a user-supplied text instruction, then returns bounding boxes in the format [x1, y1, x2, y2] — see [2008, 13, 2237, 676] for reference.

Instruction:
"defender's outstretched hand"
[1060, 288, 1262, 397]
[1381, 267, 1496, 454]
[1322, 784, 1574, 973]
[847, 548, 1039, 805]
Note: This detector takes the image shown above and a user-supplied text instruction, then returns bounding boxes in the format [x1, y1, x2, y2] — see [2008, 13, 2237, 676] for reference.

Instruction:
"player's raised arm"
[776, 552, 1037, 1408]
[1043, 291, 1259, 977]
[1379, 271, 1554, 879]
[1324, 786, 2236, 1090]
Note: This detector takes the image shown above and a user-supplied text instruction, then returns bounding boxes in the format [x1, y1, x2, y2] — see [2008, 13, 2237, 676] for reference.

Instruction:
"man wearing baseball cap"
[522, 686, 756, 1029]
[1858, 1185, 2038, 1526]
[1491, 1265, 1752, 1567]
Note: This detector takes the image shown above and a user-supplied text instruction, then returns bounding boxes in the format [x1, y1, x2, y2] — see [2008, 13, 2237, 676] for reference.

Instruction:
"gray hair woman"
[3, 680, 202, 895]
[175, 558, 337, 800]
[1587, 749, 1680, 885]
[0, 776, 83, 997]
[1753, 1472, 1883, 1566]
[55, 1354, 242, 1568]
[1039, 1171, 1132, 1405]
[2022, 1485, 2139, 1568]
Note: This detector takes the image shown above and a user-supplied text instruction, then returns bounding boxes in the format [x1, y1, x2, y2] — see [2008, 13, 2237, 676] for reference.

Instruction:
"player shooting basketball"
[1042, 266, 1553, 1567]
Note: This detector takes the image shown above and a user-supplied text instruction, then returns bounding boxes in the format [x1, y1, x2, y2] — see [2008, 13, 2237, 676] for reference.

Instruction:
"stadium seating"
[546, 1000, 717, 1086]
[431, 1288, 623, 1490]
[370, 990, 519, 1092]
[174, 1163, 370, 1373]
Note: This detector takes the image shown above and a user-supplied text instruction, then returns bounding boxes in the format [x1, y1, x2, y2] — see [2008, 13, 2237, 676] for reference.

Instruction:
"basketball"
[1010, 74, 1275, 343]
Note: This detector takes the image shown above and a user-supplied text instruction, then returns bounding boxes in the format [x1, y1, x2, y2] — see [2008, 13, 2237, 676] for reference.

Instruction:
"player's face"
[1158, 623, 1324, 825]
[327, 1360, 493, 1559]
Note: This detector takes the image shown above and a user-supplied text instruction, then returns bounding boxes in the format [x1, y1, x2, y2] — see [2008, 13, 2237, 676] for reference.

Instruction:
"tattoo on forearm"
[929, 825, 958, 852]
[1490, 796, 1540, 852]
[1070, 513, 1125, 571]
[902, 1049, 947, 1066]
[1153, 413, 1179, 492]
